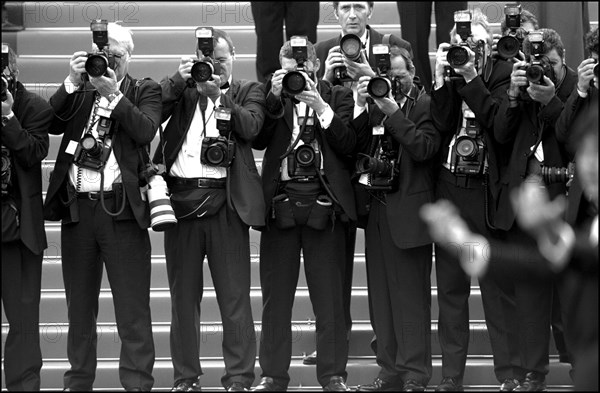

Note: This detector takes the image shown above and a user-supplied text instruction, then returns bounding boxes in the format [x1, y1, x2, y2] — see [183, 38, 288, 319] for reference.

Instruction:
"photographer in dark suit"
[153, 28, 266, 392]
[252, 37, 355, 392]
[429, 9, 518, 391]
[311, 3, 412, 363]
[43, 23, 161, 391]
[492, 28, 578, 391]
[352, 46, 440, 392]
[1, 43, 52, 391]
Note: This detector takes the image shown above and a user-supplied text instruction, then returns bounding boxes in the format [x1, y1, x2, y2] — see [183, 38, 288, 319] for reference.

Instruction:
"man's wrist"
[577, 84, 589, 97]
[2, 111, 15, 125]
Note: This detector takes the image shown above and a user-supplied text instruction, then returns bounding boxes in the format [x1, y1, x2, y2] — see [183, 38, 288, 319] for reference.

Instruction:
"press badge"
[372, 125, 384, 135]
[66, 140, 79, 155]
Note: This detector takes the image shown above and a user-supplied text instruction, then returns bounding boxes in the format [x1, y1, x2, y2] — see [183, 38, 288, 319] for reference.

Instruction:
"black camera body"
[84, 20, 116, 79]
[73, 116, 114, 171]
[450, 109, 486, 176]
[444, 10, 487, 80]
[335, 33, 362, 82]
[521, 31, 556, 86]
[287, 144, 321, 179]
[497, 3, 523, 59]
[200, 107, 235, 168]
[1, 145, 12, 196]
[356, 137, 399, 192]
[367, 44, 394, 98]
[2, 43, 16, 102]
[282, 36, 312, 96]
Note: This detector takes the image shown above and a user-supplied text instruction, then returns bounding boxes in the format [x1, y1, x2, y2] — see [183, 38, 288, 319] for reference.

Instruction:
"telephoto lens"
[85, 53, 109, 78]
[147, 175, 177, 231]
[339, 34, 362, 61]
[367, 77, 391, 98]
[525, 64, 545, 84]
[282, 71, 307, 95]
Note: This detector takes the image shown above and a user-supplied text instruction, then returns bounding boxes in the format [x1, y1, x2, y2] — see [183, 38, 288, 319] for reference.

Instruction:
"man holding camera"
[310, 2, 413, 364]
[351, 46, 440, 392]
[252, 37, 355, 391]
[429, 9, 519, 392]
[1, 43, 52, 391]
[43, 22, 161, 391]
[153, 28, 266, 392]
[492, 28, 578, 391]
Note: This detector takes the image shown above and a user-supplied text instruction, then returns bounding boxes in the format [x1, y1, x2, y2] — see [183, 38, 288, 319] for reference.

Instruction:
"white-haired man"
[44, 22, 162, 391]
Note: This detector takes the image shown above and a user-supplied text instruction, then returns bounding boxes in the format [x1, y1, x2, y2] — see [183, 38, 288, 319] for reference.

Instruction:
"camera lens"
[497, 36, 520, 59]
[295, 145, 316, 166]
[447, 46, 469, 67]
[282, 71, 307, 95]
[206, 143, 226, 166]
[367, 77, 391, 98]
[526, 64, 545, 84]
[340, 34, 362, 61]
[356, 155, 392, 176]
[85, 54, 109, 78]
[81, 134, 102, 157]
[191, 61, 214, 83]
[455, 137, 478, 159]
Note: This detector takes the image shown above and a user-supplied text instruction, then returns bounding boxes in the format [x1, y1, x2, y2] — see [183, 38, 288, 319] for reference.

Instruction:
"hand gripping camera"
[367, 44, 394, 99]
[73, 116, 115, 171]
[497, 4, 525, 59]
[521, 31, 556, 86]
[450, 109, 486, 176]
[356, 136, 400, 192]
[190, 27, 222, 84]
[287, 115, 321, 179]
[200, 107, 235, 168]
[1, 43, 16, 102]
[444, 11, 486, 80]
[282, 36, 314, 96]
[84, 20, 116, 79]
[334, 33, 363, 82]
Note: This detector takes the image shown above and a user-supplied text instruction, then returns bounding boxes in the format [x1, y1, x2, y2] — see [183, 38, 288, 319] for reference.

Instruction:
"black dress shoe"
[500, 378, 521, 391]
[435, 377, 463, 391]
[402, 380, 425, 392]
[513, 372, 546, 391]
[227, 381, 249, 391]
[356, 377, 401, 391]
[253, 377, 286, 391]
[303, 350, 317, 365]
[324, 376, 350, 391]
[172, 377, 202, 391]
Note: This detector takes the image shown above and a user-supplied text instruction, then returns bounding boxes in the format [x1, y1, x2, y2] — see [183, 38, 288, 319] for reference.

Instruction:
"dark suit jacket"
[252, 79, 357, 222]
[2, 81, 52, 254]
[44, 74, 162, 230]
[315, 26, 413, 82]
[353, 86, 441, 249]
[154, 72, 266, 227]
[492, 67, 578, 230]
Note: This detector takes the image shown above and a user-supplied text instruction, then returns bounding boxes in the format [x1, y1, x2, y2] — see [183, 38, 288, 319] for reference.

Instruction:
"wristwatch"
[107, 90, 122, 103]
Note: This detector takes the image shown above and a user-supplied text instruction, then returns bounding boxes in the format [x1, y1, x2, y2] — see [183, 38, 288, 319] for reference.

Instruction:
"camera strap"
[279, 104, 312, 160]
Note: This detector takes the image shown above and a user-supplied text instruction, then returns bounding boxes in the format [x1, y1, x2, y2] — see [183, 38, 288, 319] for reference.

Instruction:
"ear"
[334, 7, 339, 20]
[314, 58, 321, 74]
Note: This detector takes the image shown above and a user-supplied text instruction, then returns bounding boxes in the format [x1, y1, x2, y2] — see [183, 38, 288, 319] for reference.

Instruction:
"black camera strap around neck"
[279, 103, 312, 160]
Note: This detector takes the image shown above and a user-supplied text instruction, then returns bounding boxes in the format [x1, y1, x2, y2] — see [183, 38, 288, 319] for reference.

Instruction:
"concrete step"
[10, 357, 572, 391]
[3, 284, 485, 325]
[2, 320, 559, 360]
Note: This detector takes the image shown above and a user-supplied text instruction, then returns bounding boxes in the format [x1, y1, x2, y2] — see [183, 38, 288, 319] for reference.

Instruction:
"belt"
[167, 177, 226, 189]
[77, 190, 115, 200]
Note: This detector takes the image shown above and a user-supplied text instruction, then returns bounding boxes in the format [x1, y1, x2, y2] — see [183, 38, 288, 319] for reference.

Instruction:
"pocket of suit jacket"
[2, 197, 20, 243]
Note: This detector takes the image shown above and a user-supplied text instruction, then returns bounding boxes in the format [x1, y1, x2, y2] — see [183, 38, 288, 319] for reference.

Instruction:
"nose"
[348, 6, 356, 18]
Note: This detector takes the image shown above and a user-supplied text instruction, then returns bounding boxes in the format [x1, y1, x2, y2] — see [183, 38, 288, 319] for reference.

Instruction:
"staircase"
[3, 2, 597, 391]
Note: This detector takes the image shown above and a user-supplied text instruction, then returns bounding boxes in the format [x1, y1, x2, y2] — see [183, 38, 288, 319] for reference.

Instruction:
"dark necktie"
[220, 81, 230, 90]
[199, 94, 208, 116]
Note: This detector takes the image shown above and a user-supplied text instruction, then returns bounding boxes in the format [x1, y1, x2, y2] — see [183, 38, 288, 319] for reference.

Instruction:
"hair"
[449, 8, 492, 46]
[279, 38, 317, 64]
[333, 2, 374, 11]
[522, 28, 565, 60]
[585, 27, 599, 55]
[389, 46, 415, 75]
[107, 22, 134, 55]
[5, 44, 18, 72]
[500, 9, 539, 35]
